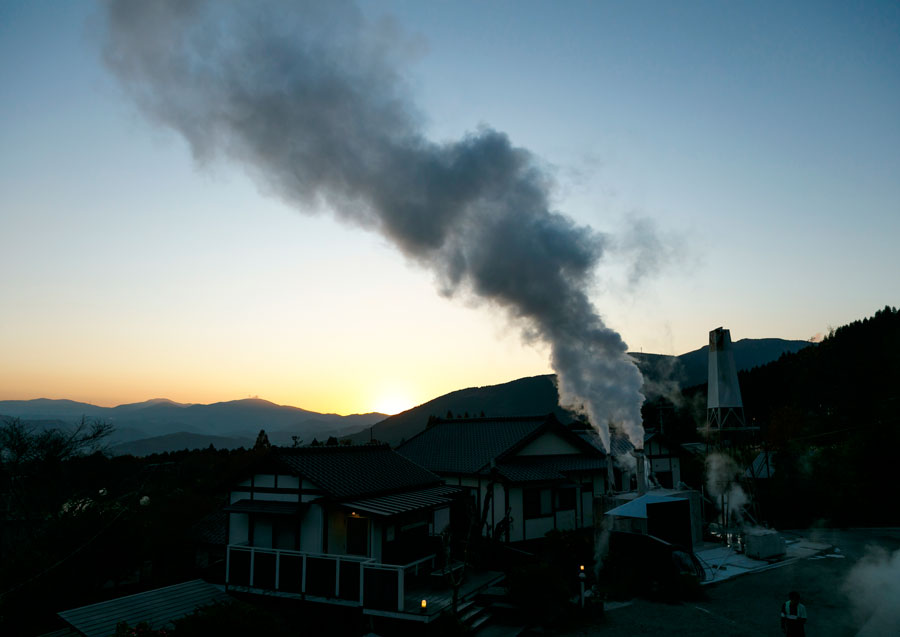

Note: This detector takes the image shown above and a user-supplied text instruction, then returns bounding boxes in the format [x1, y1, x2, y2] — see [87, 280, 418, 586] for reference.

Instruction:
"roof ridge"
[432, 413, 554, 425]
[275, 442, 389, 454]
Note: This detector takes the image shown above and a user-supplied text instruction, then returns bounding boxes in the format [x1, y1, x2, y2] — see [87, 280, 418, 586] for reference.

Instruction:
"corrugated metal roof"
[491, 454, 607, 483]
[275, 444, 441, 499]
[343, 484, 461, 517]
[396, 416, 551, 474]
[223, 499, 307, 515]
[58, 580, 230, 637]
[604, 494, 687, 519]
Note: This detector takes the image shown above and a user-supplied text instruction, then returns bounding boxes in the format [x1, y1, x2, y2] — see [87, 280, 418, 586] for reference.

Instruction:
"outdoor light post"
[579, 565, 586, 609]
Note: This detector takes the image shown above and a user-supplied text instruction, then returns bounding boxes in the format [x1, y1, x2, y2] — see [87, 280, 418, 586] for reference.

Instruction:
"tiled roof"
[58, 580, 230, 637]
[491, 454, 607, 483]
[343, 484, 461, 517]
[610, 434, 635, 456]
[275, 444, 441, 499]
[396, 416, 551, 474]
[191, 509, 228, 546]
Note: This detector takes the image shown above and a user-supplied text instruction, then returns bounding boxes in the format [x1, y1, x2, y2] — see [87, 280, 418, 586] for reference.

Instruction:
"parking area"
[562, 528, 900, 636]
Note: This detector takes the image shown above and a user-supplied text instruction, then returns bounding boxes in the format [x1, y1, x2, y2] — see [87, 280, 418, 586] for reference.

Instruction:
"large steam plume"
[100, 0, 645, 450]
[843, 546, 900, 635]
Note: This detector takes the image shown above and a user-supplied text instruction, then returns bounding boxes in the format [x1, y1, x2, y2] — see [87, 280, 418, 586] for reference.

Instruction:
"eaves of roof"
[342, 484, 461, 517]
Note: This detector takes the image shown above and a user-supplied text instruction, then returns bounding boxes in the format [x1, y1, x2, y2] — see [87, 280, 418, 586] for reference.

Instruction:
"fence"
[226, 545, 436, 612]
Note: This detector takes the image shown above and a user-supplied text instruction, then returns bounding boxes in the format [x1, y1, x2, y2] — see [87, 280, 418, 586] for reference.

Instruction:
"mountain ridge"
[1, 336, 811, 453]
[351, 336, 812, 445]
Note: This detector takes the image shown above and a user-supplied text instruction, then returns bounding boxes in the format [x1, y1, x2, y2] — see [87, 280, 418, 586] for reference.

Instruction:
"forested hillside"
[742, 307, 900, 526]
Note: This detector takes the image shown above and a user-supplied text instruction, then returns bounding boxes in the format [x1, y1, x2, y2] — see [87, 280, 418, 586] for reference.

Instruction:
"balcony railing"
[226, 545, 436, 613]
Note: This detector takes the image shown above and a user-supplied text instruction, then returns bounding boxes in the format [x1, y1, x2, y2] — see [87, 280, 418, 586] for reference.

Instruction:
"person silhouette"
[780, 590, 807, 636]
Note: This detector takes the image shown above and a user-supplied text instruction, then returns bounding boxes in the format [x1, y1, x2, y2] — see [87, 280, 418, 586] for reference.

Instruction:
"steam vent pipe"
[633, 448, 647, 496]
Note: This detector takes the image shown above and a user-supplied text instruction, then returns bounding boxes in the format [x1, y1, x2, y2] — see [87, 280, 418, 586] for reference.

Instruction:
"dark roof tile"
[491, 454, 607, 483]
[396, 416, 551, 474]
[275, 444, 440, 499]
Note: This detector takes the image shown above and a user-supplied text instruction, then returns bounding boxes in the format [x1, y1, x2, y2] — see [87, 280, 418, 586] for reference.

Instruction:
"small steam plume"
[843, 546, 900, 635]
[705, 452, 748, 522]
[100, 0, 645, 450]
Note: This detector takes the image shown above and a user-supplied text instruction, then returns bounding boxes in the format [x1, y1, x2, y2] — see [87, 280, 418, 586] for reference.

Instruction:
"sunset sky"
[2, 1, 898, 415]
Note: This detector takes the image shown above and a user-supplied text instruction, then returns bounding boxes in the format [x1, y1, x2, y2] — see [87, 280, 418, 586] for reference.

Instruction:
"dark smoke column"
[101, 0, 645, 450]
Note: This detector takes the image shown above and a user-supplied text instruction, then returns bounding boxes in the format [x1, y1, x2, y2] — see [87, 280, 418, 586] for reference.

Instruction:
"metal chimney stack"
[707, 327, 746, 431]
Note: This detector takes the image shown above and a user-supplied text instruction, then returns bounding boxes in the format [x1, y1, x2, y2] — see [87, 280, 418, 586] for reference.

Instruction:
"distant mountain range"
[351, 337, 813, 445]
[0, 397, 384, 455]
[633, 336, 814, 390]
[1, 337, 811, 454]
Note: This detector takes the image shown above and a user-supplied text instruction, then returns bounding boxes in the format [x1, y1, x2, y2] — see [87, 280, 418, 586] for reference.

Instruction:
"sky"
[2, 0, 898, 415]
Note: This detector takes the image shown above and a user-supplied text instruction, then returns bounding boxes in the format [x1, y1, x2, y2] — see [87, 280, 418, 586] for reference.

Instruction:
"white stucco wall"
[229, 512, 249, 544]
[327, 509, 348, 555]
[300, 504, 324, 552]
[279, 475, 300, 489]
[254, 474, 276, 488]
[516, 432, 582, 456]
[524, 516, 554, 539]
[253, 491, 300, 502]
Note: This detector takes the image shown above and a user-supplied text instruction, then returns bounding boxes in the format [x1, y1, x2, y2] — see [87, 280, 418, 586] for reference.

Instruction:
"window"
[523, 488, 552, 519]
[555, 487, 576, 511]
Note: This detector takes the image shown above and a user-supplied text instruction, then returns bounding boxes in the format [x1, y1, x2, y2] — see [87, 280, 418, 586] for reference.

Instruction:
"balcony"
[226, 544, 503, 622]
[226, 545, 437, 613]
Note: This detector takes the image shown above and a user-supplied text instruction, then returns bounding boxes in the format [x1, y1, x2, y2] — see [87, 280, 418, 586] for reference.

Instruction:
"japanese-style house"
[396, 414, 610, 543]
[224, 443, 500, 623]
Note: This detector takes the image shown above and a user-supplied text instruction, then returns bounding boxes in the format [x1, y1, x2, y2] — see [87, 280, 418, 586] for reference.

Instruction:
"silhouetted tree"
[253, 429, 270, 451]
[0, 416, 113, 524]
[325, 436, 338, 446]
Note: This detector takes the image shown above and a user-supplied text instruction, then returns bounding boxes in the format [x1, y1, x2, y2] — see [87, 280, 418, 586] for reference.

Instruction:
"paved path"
[558, 528, 900, 637]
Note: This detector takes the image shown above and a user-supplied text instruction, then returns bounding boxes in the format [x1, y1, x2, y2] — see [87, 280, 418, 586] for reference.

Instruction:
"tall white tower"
[707, 327, 746, 431]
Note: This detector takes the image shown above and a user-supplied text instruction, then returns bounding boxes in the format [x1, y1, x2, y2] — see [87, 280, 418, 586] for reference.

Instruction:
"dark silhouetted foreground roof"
[397, 415, 551, 474]
[58, 580, 230, 637]
[275, 444, 441, 499]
